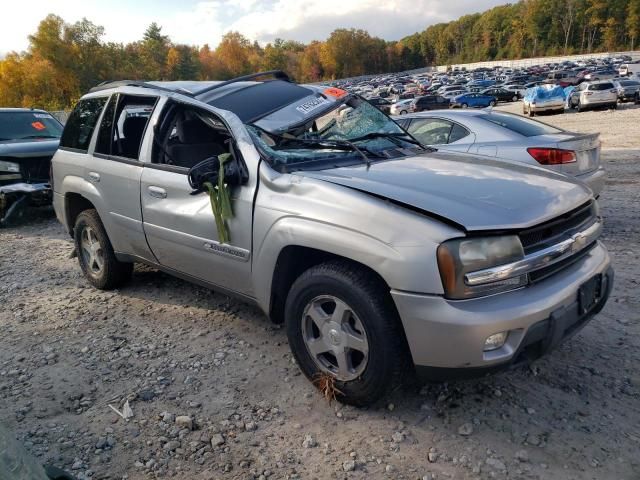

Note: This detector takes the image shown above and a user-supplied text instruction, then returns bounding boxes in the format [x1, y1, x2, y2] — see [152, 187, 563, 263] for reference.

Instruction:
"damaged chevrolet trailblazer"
[52, 71, 613, 406]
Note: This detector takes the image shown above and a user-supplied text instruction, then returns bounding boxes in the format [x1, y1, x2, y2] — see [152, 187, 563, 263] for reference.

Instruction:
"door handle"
[87, 171, 100, 183]
[148, 186, 167, 199]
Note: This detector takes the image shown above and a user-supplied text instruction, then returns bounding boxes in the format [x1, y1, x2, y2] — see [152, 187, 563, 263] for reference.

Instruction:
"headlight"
[0, 160, 20, 173]
[437, 236, 527, 299]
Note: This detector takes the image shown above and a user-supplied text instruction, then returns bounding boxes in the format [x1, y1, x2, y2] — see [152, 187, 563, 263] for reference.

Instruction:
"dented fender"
[251, 162, 462, 312]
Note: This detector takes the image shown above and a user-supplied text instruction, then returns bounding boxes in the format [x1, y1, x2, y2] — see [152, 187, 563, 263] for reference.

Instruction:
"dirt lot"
[1, 103, 639, 480]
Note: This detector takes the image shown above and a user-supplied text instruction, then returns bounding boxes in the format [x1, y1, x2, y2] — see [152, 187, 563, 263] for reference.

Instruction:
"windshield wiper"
[20, 135, 59, 139]
[254, 126, 377, 167]
[282, 136, 375, 167]
[348, 132, 435, 151]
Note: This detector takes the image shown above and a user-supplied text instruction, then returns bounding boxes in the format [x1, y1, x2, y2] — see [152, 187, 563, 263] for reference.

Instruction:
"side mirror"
[188, 149, 248, 193]
[188, 156, 219, 191]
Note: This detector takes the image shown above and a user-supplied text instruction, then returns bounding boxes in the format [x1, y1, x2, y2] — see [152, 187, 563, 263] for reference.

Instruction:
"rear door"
[89, 93, 158, 260]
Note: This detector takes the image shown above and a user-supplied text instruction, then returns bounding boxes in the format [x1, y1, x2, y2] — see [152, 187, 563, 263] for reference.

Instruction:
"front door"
[140, 101, 256, 296]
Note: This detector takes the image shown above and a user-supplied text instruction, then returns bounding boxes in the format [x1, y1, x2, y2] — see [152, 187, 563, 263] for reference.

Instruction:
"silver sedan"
[394, 109, 605, 195]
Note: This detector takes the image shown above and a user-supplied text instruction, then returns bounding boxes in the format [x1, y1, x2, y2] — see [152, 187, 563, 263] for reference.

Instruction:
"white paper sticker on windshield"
[295, 96, 331, 115]
[33, 113, 53, 119]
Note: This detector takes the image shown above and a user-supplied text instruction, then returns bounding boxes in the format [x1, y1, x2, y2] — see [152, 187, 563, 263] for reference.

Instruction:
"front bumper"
[0, 182, 51, 225]
[618, 92, 638, 101]
[529, 102, 565, 112]
[576, 166, 606, 197]
[392, 241, 612, 371]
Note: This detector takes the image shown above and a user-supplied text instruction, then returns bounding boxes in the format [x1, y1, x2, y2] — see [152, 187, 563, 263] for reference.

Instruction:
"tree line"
[1, 0, 638, 110]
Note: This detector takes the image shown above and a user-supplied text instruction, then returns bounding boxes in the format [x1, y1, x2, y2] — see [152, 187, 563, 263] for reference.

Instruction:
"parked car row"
[329, 54, 640, 120]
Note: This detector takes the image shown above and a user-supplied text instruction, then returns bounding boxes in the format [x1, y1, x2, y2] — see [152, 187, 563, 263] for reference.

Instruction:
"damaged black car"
[0, 108, 62, 225]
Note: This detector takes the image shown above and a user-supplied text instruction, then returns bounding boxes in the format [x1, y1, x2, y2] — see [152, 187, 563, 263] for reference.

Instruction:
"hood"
[0, 138, 60, 158]
[299, 150, 593, 231]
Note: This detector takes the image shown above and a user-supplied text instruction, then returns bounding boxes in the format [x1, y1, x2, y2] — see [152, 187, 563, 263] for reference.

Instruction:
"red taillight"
[527, 148, 577, 165]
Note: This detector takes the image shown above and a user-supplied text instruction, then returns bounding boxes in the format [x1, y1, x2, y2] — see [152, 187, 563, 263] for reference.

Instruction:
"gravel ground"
[1, 103, 639, 480]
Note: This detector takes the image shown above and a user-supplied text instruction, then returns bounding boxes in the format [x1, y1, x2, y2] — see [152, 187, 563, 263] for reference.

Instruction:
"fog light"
[484, 332, 508, 352]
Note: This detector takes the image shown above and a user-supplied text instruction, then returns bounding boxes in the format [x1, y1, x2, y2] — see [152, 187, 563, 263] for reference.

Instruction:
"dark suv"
[409, 95, 450, 112]
[0, 108, 63, 225]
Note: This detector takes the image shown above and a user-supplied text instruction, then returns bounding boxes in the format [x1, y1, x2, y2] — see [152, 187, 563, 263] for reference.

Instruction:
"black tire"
[611, 102, 618, 110]
[461, 103, 468, 109]
[74, 209, 133, 290]
[576, 101, 582, 113]
[528, 107, 535, 117]
[512, 95, 518, 102]
[489, 100, 496, 107]
[285, 260, 410, 407]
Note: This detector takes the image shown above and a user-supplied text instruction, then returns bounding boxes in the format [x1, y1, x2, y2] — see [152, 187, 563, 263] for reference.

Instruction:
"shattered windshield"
[246, 96, 422, 170]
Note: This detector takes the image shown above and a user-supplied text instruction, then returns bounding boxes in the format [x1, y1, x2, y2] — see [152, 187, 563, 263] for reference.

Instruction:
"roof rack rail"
[89, 80, 194, 96]
[193, 70, 291, 97]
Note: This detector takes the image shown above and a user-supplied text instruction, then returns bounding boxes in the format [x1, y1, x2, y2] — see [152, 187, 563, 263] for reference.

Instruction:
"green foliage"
[0, 1, 634, 109]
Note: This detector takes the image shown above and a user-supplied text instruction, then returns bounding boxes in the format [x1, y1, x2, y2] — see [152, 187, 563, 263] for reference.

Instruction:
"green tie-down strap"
[203, 153, 234, 244]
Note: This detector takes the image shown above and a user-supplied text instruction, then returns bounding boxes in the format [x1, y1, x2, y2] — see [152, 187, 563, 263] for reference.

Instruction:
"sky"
[1, 0, 509, 54]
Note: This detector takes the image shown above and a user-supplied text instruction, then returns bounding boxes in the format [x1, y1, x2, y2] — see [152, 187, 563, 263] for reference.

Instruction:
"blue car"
[451, 93, 497, 108]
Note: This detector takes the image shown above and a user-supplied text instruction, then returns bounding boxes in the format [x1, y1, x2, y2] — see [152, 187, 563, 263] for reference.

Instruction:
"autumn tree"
[628, 0, 640, 50]
[140, 23, 170, 79]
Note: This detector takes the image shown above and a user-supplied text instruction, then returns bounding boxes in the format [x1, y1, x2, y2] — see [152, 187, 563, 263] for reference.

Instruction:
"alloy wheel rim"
[301, 295, 369, 381]
[80, 226, 104, 275]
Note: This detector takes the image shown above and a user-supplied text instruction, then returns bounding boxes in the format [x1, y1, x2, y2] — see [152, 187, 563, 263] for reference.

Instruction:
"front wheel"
[399, 110, 407, 115]
[512, 95, 518, 102]
[285, 261, 410, 407]
[74, 209, 133, 290]
[461, 103, 468, 109]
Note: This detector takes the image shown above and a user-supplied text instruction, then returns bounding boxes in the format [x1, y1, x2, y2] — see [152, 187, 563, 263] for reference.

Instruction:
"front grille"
[15, 156, 52, 183]
[528, 242, 596, 284]
[519, 201, 596, 255]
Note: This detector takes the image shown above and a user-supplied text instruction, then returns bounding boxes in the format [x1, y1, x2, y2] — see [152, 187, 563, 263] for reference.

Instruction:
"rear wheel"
[461, 103, 468, 109]
[576, 101, 583, 113]
[74, 209, 133, 290]
[285, 260, 410, 407]
[489, 100, 496, 107]
[611, 102, 618, 110]
[512, 95, 518, 102]
[399, 110, 407, 115]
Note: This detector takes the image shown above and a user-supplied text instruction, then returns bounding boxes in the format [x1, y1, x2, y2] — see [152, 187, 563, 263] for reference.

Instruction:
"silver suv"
[569, 81, 618, 111]
[52, 72, 613, 406]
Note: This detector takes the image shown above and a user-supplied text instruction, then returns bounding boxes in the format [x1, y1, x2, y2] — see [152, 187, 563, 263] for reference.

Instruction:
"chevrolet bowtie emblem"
[571, 232, 587, 253]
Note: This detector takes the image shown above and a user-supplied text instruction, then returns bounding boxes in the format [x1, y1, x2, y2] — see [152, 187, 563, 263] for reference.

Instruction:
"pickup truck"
[52, 72, 613, 406]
